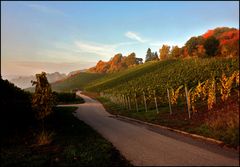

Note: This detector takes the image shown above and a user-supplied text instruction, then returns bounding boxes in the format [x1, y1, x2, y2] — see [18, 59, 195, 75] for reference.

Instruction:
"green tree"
[154, 52, 159, 60]
[145, 48, 152, 62]
[185, 36, 205, 56]
[159, 45, 170, 60]
[204, 36, 219, 57]
[145, 49, 159, 62]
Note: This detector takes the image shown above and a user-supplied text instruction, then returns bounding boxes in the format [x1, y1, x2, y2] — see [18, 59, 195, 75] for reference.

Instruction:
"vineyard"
[86, 57, 239, 93]
[99, 69, 239, 118]
[96, 57, 239, 114]
[89, 57, 239, 146]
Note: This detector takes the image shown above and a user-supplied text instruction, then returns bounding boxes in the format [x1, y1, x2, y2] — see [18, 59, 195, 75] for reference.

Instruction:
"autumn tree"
[181, 46, 189, 58]
[159, 45, 170, 60]
[203, 36, 219, 57]
[221, 41, 239, 57]
[32, 72, 55, 120]
[89, 60, 109, 73]
[31, 72, 55, 145]
[125, 52, 137, 66]
[108, 53, 126, 72]
[219, 30, 239, 57]
[170, 46, 181, 58]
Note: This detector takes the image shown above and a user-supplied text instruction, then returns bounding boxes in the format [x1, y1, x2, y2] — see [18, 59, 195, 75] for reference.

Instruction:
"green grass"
[1, 107, 131, 166]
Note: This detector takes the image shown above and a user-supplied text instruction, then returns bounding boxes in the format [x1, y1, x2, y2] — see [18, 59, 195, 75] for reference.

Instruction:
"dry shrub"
[207, 78, 216, 110]
[170, 85, 183, 105]
[219, 72, 236, 102]
[206, 97, 239, 147]
[36, 131, 54, 146]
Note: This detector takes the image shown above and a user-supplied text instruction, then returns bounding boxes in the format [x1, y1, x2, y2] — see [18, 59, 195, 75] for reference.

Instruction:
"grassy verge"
[96, 96, 239, 148]
[1, 107, 131, 166]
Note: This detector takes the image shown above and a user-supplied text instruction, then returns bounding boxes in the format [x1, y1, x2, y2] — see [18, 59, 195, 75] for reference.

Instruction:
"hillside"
[48, 57, 238, 94]
[86, 57, 239, 93]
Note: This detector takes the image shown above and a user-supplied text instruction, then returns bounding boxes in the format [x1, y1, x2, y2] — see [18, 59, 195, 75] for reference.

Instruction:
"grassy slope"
[85, 61, 160, 92]
[86, 57, 239, 93]
[1, 107, 131, 166]
[51, 72, 106, 92]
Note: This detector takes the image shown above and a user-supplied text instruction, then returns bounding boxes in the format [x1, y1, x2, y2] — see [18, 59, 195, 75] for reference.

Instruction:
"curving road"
[63, 91, 239, 166]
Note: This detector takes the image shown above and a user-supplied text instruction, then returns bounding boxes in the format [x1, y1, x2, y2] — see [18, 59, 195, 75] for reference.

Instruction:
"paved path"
[62, 91, 239, 166]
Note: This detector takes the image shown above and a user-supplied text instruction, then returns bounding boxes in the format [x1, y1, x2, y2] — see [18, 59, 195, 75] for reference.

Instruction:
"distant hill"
[10, 72, 67, 89]
[67, 69, 87, 77]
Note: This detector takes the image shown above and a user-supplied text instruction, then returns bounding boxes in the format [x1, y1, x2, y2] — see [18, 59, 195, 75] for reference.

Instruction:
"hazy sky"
[1, 1, 239, 77]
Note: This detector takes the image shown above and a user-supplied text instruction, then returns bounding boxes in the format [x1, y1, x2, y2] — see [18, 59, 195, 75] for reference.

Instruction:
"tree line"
[145, 27, 239, 62]
[89, 27, 239, 73]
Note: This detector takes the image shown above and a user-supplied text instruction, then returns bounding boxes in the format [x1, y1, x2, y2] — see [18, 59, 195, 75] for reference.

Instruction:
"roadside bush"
[53, 92, 84, 104]
[205, 96, 239, 147]
[0, 77, 35, 134]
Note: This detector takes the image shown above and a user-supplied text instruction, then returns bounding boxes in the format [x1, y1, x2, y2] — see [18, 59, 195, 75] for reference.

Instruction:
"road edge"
[80, 91, 239, 153]
[114, 114, 239, 153]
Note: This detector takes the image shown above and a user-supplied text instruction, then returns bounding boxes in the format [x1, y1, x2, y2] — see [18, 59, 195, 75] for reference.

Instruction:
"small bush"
[36, 131, 54, 146]
[53, 92, 84, 104]
[0, 77, 35, 134]
[206, 97, 239, 147]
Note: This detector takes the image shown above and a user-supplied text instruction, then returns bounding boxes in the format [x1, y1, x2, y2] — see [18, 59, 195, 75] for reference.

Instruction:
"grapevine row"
[100, 71, 239, 119]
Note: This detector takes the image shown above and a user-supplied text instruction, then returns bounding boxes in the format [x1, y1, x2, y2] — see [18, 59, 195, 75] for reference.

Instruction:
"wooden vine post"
[126, 95, 129, 110]
[135, 93, 139, 112]
[143, 91, 148, 112]
[154, 90, 159, 113]
[123, 95, 127, 109]
[185, 85, 191, 119]
[128, 96, 131, 110]
[167, 88, 172, 115]
[122, 95, 125, 108]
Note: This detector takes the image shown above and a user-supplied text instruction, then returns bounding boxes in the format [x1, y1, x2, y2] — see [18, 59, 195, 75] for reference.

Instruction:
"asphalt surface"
[60, 91, 239, 166]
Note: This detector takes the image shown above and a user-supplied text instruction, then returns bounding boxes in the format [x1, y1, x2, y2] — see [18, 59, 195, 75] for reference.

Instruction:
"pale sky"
[1, 1, 239, 77]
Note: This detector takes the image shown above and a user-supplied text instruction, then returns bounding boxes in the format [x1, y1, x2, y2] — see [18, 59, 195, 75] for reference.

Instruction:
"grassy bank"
[1, 107, 131, 166]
